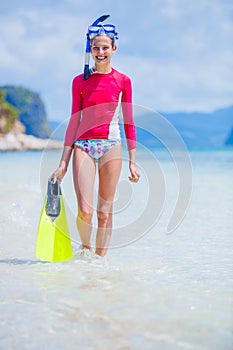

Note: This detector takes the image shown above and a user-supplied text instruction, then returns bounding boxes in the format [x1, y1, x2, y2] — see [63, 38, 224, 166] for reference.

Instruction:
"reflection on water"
[0, 258, 42, 265]
[0, 150, 232, 349]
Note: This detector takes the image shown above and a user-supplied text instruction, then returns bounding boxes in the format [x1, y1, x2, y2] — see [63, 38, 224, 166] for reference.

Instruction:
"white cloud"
[115, 48, 233, 113]
[0, 7, 89, 119]
[0, 0, 232, 120]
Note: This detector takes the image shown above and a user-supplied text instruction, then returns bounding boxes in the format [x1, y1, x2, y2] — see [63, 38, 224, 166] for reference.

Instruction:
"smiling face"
[90, 35, 117, 70]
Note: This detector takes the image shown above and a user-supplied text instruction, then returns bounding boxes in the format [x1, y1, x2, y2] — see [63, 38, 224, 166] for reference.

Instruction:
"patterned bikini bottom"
[74, 139, 121, 163]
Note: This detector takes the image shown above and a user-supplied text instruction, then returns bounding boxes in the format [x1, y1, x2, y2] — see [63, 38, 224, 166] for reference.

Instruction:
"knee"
[97, 210, 110, 226]
[78, 208, 93, 224]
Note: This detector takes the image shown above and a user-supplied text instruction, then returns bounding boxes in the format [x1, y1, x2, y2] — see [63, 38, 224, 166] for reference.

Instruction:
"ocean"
[0, 148, 232, 350]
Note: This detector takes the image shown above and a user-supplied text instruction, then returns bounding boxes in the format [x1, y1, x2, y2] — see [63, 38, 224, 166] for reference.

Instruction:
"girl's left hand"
[128, 162, 140, 183]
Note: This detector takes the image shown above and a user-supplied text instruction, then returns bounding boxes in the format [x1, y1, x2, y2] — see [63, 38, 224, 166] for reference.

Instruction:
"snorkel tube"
[83, 14, 110, 80]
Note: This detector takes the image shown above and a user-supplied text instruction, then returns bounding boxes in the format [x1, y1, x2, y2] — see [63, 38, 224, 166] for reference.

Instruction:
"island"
[0, 86, 63, 151]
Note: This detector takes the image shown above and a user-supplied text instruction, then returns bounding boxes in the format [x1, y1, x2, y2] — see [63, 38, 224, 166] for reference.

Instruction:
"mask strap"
[83, 15, 110, 80]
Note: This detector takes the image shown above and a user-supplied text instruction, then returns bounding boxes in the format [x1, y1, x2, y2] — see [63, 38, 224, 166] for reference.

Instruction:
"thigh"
[98, 145, 122, 208]
[73, 147, 96, 211]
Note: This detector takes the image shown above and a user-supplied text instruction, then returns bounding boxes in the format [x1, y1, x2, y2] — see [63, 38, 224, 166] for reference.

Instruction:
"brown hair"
[90, 35, 115, 48]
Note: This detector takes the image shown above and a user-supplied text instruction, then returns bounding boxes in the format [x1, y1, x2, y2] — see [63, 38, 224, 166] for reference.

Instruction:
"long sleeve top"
[64, 68, 136, 150]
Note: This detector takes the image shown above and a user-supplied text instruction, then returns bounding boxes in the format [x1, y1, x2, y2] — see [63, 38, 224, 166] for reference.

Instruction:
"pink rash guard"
[64, 68, 136, 150]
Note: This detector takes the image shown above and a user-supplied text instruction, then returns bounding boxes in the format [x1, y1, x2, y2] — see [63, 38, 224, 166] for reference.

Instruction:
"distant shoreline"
[0, 132, 63, 151]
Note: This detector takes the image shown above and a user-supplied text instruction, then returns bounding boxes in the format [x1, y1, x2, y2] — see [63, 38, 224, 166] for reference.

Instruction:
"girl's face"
[90, 36, 117, 67]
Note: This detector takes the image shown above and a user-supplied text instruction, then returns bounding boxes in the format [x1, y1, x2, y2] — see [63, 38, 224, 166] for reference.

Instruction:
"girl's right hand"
[50, 164, 67, 184]
[49, 147, 72, 183]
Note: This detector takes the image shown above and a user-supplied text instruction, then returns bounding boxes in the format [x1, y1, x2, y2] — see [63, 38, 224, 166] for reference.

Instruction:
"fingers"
[52, 175, 57, 184]
[49, 173, 57, 184]
[128, 175, 139, 183]
[128, 163, 140, 183]
[49, 169, 63, 184]
[128, 170, 140, 183]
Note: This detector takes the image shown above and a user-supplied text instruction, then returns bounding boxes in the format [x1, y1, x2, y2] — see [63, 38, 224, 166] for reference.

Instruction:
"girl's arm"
[51, 76, 82, 183]
[122, 76, 140, 182]
[128, 148, 140, 183]
[50, 146, 73, 183]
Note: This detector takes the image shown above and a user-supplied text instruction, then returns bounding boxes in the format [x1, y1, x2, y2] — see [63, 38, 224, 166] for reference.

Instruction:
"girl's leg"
[73, 147, 96, 250]
[96, 145, 122, 256]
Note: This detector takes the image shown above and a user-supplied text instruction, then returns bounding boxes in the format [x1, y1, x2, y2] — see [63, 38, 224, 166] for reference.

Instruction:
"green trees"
[0, 91, 19, 134]
[0, 86, 51, 138]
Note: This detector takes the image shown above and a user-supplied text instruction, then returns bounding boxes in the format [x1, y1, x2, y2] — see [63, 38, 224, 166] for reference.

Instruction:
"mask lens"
[88, 24, 117, 40]
[88, 25, 100, 33]
[102, 25, 116, 32]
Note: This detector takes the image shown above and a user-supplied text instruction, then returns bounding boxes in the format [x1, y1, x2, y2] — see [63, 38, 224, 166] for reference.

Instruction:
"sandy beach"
[0, 132, 63, 151]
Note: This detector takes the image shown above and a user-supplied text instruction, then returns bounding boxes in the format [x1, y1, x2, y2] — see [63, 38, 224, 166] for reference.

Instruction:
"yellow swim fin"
[36, 180, 73, 262]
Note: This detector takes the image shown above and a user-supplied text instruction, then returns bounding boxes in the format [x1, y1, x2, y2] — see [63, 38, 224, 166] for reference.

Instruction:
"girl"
[51, 15, 140, 257]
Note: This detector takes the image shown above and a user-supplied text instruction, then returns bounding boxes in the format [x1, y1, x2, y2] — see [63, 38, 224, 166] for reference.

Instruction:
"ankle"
[82, 244, 92, 250]
[95, 248, 108, 257]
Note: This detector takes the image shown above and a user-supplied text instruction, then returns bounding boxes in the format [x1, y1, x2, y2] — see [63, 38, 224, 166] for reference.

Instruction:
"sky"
[0, 0, 232, 121]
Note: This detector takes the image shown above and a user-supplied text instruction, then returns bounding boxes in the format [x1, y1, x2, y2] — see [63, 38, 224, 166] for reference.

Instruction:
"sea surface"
[0, 148, 232, 350]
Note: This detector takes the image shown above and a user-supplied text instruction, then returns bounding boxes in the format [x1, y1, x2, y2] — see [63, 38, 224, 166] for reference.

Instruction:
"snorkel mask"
[83, 14, 118, 80]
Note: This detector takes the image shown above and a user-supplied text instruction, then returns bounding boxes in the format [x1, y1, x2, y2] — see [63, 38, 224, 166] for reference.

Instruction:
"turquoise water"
[0, 149, 232, 350]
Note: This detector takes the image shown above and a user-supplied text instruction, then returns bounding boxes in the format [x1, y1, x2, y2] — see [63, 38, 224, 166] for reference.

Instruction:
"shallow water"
[0, 149, 232, 350]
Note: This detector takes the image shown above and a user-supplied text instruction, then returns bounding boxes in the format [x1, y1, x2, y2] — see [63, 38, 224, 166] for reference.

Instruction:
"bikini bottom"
[74, 139, 121, 163]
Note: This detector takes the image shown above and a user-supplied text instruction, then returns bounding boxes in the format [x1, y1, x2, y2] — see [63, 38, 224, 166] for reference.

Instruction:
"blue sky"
[0, 0, 232, 121]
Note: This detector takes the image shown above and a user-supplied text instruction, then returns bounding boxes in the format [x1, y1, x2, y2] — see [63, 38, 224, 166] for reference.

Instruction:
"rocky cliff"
[0, 87, 62, 151]
[0, 85, 51, 138]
